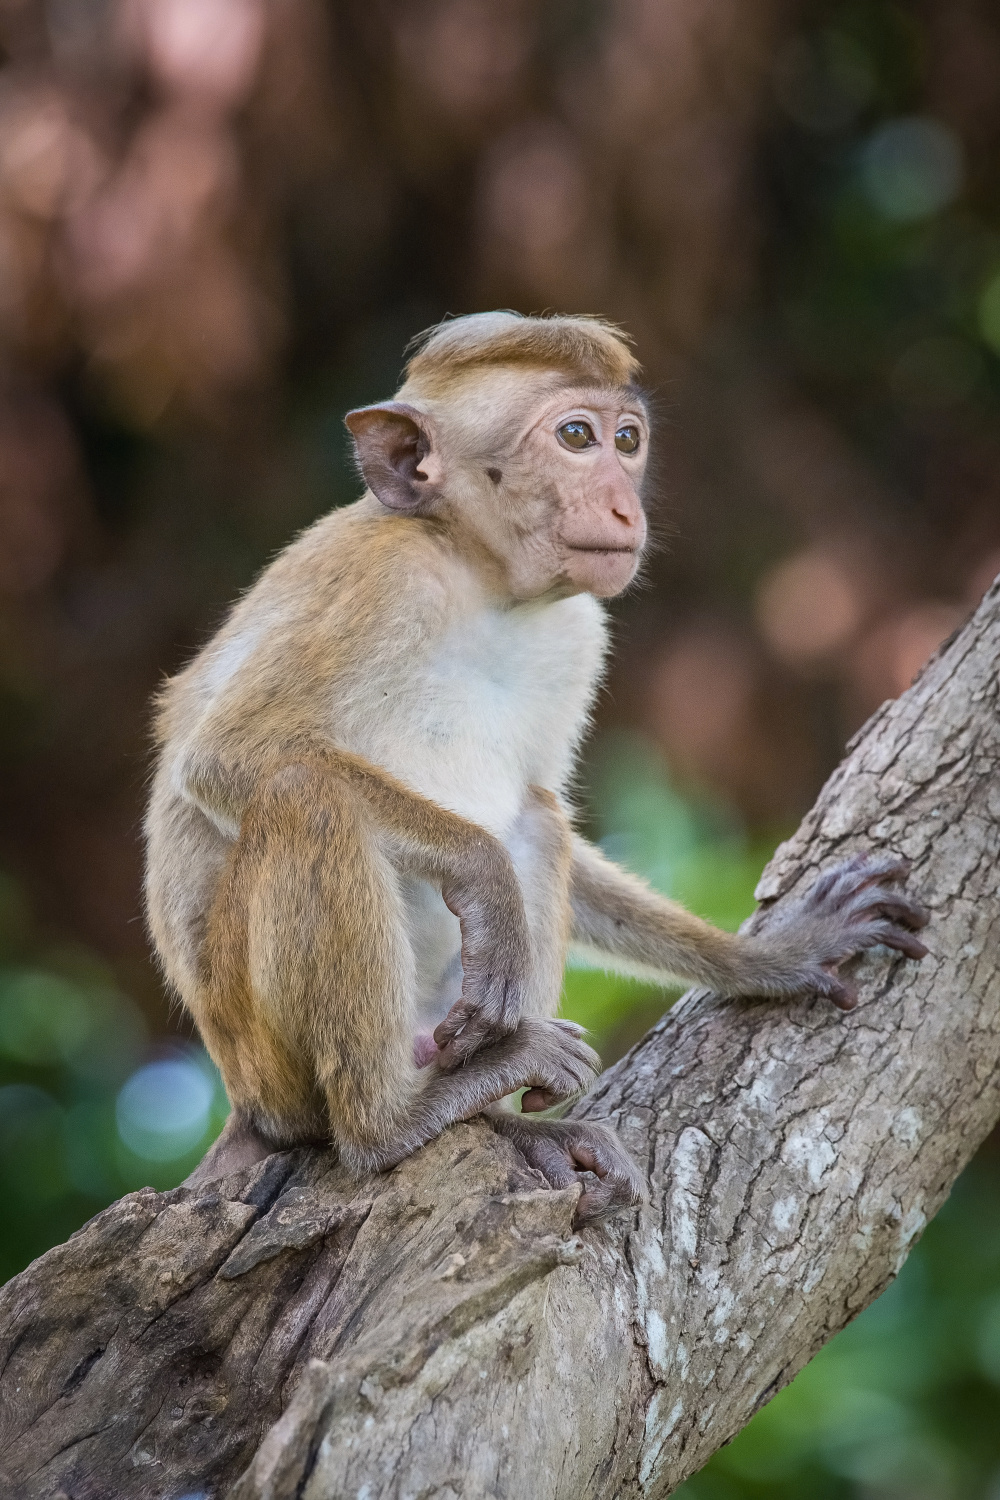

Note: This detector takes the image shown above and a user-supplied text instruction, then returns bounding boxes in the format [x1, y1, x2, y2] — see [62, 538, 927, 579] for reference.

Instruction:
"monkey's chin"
[564, 549, 640, 598]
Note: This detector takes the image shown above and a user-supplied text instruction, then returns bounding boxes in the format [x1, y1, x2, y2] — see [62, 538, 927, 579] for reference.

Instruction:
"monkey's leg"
[193, 764, 599, 1185]
[349, 1016, 601, 1176]
[569, 838, 929, 1009]
[188, 762, 419, 1181]
[184, 745, 533, 1070]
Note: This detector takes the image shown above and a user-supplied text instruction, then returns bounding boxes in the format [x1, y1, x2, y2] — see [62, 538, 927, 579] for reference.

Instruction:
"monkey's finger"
[805, 854, 912, 912]
[568, 1133, 643, 1191]
[573, 1162, 645, 1224]
[521, 1087, 557, 1112]
[849, 892, 930, 929]
[574, 1177, 619, 1223]
[433, 1001, 492, 1058]
[435, 1005, 514, 1068]
[433, 1003, 474, 1047]
[519, 1135, 579, 1191]
[568, 1142, 600, 1173]
[574, 1176, 647, 1224]
[804, 854, 869, 906]
[844, 853, 911, 889]
[435, 1028, 487, 1070]
[551, 1018, 588, 1038]
[865, 922, 930, 960]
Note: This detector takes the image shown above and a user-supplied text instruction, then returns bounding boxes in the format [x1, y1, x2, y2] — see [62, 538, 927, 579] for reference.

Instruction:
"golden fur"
[145, 312, 927, 1219]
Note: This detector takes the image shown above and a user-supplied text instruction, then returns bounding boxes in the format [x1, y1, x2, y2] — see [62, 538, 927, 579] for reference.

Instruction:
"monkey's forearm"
[569, 837, 929, 1005]
[569, 836, 782, 995]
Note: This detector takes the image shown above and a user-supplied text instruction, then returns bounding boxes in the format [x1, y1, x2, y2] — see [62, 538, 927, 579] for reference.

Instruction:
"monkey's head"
[345, 312, 650, 601]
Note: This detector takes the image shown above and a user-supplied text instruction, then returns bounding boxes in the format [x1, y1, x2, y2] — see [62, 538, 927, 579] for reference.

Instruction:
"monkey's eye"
[614, 425, 640, 454]
[557, 420, 597, 450]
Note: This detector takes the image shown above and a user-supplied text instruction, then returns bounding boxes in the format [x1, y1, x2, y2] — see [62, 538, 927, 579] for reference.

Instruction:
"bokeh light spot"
[756, 550, 863, 666]
[138, 0, 266, 108]
[860, 117, 963, 222]
[116, 1057, 214, 1161]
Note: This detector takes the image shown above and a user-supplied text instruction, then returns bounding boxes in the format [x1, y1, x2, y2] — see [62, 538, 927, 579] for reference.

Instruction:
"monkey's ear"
[344, 401, 441, 513]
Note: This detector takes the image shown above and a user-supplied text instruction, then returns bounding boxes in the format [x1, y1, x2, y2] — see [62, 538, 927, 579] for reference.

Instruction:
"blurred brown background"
[1, 0, 998, 1044]
[6, 6, 1000, 1493]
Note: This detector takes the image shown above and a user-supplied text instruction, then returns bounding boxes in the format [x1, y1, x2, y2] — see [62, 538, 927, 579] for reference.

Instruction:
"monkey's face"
[346, 375, 649, 602]
[511, 385, 648, 600]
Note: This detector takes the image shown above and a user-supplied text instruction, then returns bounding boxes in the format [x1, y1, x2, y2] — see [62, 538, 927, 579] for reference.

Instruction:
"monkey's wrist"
[441, 847, 521, 920]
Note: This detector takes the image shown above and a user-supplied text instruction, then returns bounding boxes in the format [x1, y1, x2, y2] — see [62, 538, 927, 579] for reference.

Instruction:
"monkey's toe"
[493, 1114, 645, 1225]
[803, 851, 914, 915]
[792, 851, 931, 997]
[566, 1125, 647, 1224]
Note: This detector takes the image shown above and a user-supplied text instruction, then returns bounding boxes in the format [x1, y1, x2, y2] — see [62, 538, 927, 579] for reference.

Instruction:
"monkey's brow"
[550, 379, 650, 411]
[622, 381, 652, 409]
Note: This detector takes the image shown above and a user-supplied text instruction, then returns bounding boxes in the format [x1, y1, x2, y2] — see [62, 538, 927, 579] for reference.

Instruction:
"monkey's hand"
[491, 1112, 647, 1226]
[434, 849, 532, 1067]
[468, 1017, 600, 1106]
[766, 852, 929, 1011]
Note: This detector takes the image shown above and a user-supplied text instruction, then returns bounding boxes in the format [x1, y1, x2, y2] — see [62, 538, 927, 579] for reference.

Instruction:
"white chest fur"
[334, 591, 608, 1026]
[336, 592, 608, 835]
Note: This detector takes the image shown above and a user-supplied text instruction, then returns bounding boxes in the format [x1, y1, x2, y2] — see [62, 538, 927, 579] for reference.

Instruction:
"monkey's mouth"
[565, 544, 640, 555]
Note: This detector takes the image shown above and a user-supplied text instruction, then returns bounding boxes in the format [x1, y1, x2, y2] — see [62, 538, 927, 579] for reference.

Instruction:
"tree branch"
[3, 583, 998, 1500]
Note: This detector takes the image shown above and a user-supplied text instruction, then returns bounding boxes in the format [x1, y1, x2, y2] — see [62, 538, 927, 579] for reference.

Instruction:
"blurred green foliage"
[0, 869, 228, 1284]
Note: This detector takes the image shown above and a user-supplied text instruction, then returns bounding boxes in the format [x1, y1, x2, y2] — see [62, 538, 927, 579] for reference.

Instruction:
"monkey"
[144, 311, 929, 1224]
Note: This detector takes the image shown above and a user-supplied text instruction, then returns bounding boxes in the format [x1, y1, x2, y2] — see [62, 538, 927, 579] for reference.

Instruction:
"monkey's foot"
[491, 1113, 646, 1226]
[775, 851, 930, 1010]
[183, 1112, 279, 1186]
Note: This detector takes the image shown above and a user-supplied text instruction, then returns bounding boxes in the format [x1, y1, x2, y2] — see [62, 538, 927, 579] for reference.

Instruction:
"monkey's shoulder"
[157, 508, 474, 723]
[248, 508, 478, 642]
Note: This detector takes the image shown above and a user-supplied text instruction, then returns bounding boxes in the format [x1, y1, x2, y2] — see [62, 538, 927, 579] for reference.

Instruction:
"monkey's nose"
[608, 486, 643, 533]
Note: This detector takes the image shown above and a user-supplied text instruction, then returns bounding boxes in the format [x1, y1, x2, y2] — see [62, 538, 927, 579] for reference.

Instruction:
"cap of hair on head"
[401, 311, 642, 396]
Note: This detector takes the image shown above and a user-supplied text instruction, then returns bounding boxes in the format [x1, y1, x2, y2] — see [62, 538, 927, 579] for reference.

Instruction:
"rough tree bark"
[2, 583, 999, 1500]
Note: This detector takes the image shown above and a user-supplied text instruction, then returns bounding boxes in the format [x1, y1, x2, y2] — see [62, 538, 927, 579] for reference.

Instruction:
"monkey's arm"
[180, 742, 530, 1058]
[568, 835, 929, 1010]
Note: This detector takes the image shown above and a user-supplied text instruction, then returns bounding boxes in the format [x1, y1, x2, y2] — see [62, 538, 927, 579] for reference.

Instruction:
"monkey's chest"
[347, 601, 605, 836]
